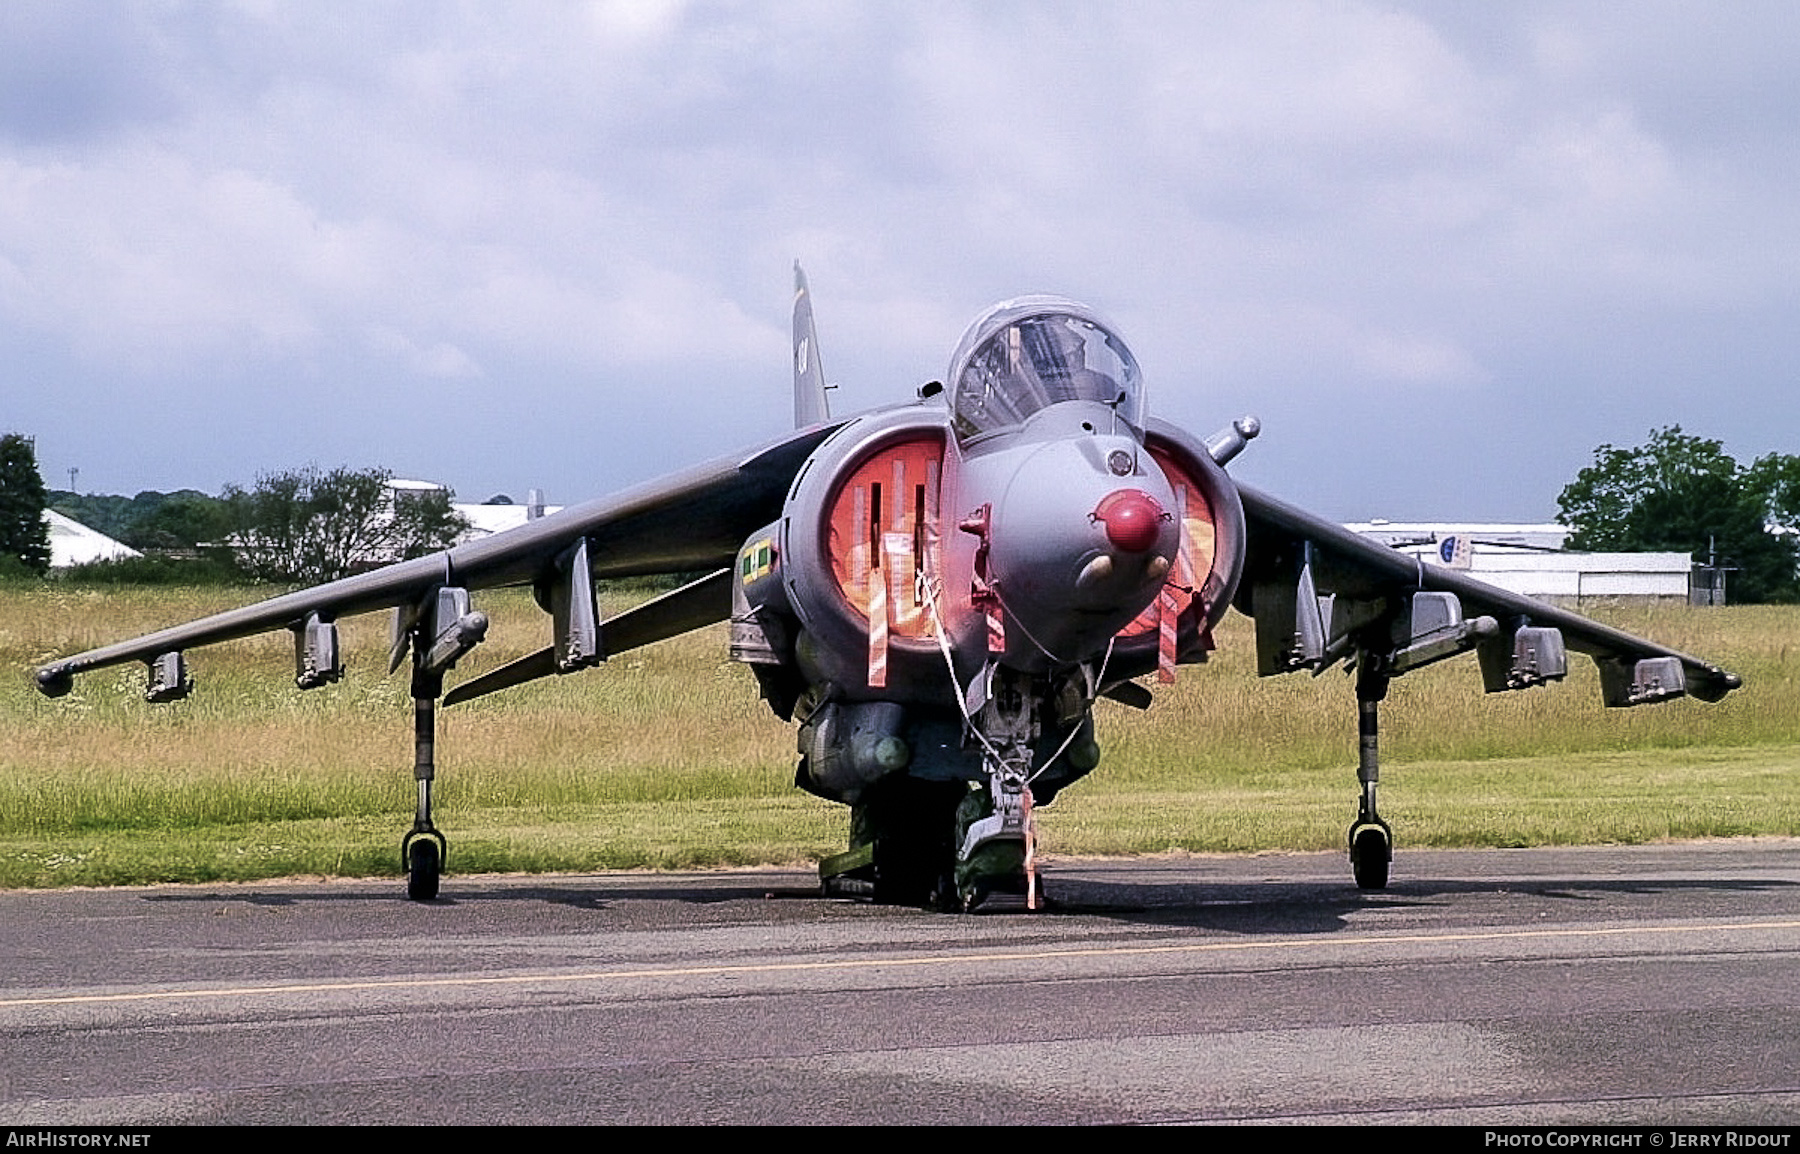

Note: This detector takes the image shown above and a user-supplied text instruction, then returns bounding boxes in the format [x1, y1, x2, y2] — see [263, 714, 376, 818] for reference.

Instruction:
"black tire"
[1350, 826, 1390, 890]
[871, 847, 941, 908]
[862, 778, 963, 908]
[930, 872, 962, 914]
[407, 839, 441, 902]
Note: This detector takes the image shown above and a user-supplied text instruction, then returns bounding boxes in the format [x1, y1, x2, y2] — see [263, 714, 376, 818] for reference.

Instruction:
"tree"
[223, 466, 470, 585]
[1746, 451, 1800, 534]
[0, 433, 52, 576]
[123, 490, 231, 552]
[1556, 426, 1797, 603]
[48, 488, 231, 552]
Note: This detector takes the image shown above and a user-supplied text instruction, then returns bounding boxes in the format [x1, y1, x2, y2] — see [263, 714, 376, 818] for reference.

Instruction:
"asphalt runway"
[3, 842, 1799, 1126]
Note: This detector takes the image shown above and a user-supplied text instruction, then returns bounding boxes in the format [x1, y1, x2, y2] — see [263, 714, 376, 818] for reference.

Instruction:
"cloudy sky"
[4, 1, 1796, 521]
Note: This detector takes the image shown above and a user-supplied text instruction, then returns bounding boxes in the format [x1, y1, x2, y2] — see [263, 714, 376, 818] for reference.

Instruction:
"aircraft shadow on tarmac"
[138, 870, 1799, 938]
[1044, 876, 1799, 934]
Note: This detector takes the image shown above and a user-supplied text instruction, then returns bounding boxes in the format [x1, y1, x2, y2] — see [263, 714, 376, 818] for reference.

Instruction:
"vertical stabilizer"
[793, 262, 831, 427]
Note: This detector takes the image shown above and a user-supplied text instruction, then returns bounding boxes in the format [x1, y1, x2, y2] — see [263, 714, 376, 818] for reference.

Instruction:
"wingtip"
[36, 664, 73, 698]
[1690, 666, 1743, 703]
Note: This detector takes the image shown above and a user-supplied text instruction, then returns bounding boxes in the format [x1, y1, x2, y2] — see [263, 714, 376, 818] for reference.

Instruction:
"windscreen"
[948, 300, 1144, 443]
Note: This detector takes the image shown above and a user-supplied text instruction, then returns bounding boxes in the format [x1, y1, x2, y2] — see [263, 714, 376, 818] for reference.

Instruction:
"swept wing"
[1235, 481, 1740, 705]
[35, 424, 841, 696]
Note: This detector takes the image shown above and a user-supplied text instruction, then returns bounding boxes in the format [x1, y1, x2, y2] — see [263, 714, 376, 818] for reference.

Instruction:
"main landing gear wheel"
[1349, 822, 1391, 890]
[404, 831, 444, 902]
[819, 779, 963, 909]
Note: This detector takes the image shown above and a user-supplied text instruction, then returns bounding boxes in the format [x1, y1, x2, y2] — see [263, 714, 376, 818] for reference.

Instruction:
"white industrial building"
[1344, 520, 1697, 605]
[455, 493, 566, 541]
[45, 510, 141, 569]
[386, 479, 567, 544]
[1345, 520, 1572, 552]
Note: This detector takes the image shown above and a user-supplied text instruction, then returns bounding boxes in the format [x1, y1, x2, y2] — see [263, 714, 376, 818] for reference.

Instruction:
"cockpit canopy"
[946, 296, 1144, 444]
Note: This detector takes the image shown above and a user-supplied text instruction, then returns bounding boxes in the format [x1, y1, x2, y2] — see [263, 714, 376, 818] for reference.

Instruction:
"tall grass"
[2, 584, 1794, 887]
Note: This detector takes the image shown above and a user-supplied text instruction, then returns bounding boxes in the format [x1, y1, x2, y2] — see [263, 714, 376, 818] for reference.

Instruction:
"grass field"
[2, 582, 1795, 888]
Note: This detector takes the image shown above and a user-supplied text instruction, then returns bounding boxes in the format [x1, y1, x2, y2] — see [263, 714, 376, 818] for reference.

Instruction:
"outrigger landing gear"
[404, 829, 444, 901]
[1348, 656, 1393, 891]
[402, 671, 448, 902]
[389, 586, 486, 902]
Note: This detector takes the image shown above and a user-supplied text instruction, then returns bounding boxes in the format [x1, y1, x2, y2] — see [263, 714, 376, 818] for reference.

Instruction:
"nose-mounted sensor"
[1092, 489, 1167, 553]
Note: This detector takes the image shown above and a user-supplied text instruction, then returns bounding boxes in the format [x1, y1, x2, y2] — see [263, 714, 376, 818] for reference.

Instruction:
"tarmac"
[3, 841, 1799, 1125]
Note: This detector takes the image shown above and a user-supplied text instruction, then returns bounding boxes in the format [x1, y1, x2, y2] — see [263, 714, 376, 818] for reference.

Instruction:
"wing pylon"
[442, 568, 732, 706]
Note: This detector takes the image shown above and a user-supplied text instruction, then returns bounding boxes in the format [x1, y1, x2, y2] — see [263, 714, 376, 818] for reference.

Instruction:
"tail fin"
[792, 261, 831, 427]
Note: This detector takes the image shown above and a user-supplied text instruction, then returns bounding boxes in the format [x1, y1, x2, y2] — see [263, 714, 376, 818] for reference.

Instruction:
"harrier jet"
[35, 267, 1742, 909]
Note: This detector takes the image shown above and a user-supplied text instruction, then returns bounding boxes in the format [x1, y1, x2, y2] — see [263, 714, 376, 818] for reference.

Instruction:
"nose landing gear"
[953, 766, 1037, 912]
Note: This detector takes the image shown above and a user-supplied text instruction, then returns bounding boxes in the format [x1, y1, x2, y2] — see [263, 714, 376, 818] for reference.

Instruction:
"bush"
[0, 554, 43, 584]
[59, 554, 250, 586]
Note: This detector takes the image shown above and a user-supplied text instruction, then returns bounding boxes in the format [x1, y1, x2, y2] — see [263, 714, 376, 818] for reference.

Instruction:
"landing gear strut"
[387, 587, 487, 902]
[1348, 656, 1392, 890]
[401, 668, 448, 902]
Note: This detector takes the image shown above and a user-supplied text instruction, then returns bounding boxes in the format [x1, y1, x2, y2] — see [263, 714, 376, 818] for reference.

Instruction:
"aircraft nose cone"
[1093, 489, 1166, 554]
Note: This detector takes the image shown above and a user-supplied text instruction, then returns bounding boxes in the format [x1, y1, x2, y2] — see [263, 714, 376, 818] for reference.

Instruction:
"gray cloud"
[4, 1, 1796, 518]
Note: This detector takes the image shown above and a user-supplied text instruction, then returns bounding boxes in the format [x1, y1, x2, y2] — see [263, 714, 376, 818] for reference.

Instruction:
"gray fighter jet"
[34, 267, 1742, 908]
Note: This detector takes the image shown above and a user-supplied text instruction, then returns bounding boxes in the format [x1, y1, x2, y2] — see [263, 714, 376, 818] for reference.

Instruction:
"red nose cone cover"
[1094, 489, 1165, 553]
